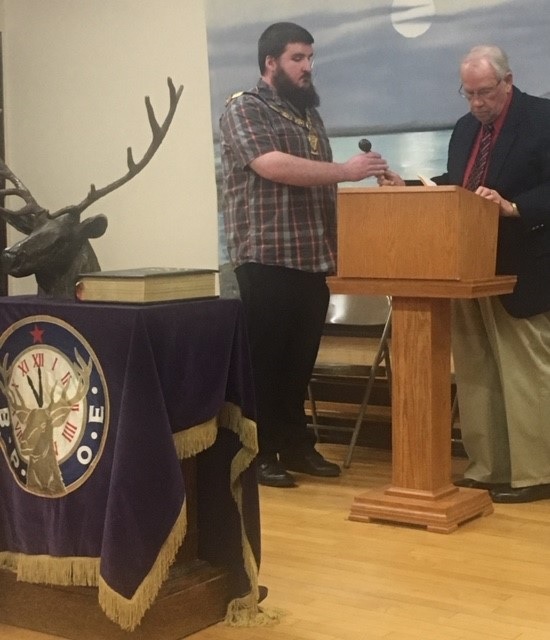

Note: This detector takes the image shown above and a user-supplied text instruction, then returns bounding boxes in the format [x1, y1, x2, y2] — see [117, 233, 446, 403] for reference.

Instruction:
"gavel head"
[358, 138, 372, 153]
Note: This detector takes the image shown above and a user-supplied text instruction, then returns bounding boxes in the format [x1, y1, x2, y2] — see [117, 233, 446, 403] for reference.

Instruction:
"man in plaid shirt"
[220, 22, 388, 487]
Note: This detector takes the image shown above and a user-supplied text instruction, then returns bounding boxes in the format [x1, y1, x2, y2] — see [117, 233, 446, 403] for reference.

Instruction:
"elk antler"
[48, 349, 93, 417]
[0, 161, 48, 234]
[0, 353, 31, 418]
[0, 77, 183, 299]
[0, 353, 14, 402]
[49, 76, 184, 219]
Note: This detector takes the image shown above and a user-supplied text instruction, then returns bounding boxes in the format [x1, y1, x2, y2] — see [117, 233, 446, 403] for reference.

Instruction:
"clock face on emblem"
[0, 316, 109, 497]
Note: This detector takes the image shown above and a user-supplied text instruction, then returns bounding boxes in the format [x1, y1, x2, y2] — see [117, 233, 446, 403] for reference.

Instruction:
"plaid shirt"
[219, 79, 337, 273]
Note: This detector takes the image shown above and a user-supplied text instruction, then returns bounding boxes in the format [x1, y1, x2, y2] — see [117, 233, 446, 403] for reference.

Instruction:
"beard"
[272, 66, 320, 113]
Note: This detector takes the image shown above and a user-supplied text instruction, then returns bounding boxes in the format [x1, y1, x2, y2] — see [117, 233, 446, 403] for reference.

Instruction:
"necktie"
[465, 124, 494, 191]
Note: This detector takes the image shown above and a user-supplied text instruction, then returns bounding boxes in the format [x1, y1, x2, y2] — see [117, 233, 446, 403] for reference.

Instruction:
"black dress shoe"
[454, 478, 510, 490]
[280, 448, 341, 477]
[490, 483, 550, 503]
[256, 456, 296, 488]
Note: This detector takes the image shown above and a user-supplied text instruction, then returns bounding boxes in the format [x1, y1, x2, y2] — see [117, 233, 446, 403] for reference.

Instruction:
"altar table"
[0, 295, 260, 632]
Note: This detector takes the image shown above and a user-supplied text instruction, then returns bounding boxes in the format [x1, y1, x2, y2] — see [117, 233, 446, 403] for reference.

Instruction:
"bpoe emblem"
[0, 315, 109, 497]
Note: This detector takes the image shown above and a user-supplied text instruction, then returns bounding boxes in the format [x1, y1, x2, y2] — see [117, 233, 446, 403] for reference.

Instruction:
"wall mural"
[204, 0, 550, 294]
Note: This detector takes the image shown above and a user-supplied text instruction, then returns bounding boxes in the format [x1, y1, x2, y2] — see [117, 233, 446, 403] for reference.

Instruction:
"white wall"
[2, 0, 218, 294]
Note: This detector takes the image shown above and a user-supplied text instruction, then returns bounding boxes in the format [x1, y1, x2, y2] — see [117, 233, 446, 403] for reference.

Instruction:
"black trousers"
[235, 263, 329, 456]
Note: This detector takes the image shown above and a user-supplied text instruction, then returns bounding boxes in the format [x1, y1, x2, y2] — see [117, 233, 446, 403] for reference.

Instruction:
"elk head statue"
[0, 77, 183, 298]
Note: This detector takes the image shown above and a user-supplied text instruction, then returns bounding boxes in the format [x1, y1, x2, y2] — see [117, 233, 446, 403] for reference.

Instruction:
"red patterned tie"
[465, 124, 494, 190]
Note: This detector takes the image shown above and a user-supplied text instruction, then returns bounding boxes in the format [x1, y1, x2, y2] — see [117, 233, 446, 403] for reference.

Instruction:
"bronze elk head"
[0, 77, 183, 298]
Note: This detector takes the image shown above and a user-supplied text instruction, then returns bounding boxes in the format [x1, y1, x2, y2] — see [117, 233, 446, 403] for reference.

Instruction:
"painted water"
[331, 129, 451, 185]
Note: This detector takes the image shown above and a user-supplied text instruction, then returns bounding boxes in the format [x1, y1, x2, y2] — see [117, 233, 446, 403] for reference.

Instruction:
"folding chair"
[307, 294, 392, 468]
[450, 377, 465, 456]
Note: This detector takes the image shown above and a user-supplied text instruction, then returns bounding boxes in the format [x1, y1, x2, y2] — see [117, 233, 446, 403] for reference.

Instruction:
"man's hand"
[341, 152, 389, 182]
[377, 169, 406, 187]
[475, 186, 519, 216]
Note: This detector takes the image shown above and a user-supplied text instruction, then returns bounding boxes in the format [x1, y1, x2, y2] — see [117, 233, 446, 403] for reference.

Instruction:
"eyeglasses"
[458, 79, 502, 101]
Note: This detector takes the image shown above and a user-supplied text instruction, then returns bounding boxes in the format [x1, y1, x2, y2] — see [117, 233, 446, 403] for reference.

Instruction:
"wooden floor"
[3, 443, 550, 640]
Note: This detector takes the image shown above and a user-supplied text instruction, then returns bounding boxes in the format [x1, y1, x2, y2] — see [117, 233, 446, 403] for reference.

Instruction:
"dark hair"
[258, 22, 314, 74]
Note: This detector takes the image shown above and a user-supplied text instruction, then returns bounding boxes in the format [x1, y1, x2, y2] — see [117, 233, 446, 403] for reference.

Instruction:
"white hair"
[461, 45, 511, 80]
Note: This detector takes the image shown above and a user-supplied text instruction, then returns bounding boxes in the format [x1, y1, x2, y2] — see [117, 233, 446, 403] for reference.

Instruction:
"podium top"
[337, 185, 500, 282]
[328, 275, 516, 299]
[338, 185, 464, 195]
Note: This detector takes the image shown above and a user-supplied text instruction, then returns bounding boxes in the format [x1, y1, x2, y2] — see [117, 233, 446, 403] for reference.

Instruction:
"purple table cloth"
[0, 295, 260, 630]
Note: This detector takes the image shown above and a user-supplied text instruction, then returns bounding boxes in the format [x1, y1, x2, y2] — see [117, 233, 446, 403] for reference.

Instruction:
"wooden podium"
[330, 186, 517, 533]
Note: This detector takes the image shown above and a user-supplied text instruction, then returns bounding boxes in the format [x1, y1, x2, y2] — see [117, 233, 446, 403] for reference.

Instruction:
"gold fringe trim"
[0, 493, 188, 631]
[216, 403, 280, 627]
[173, 417, 218, 459]
[217, 402, 258, 453]
[0, 550, 99, 586]
[172, 402, 272, 624]
[225, 591, 285, 627]
[0, 551, 19, 573]
[0, 403, 271, 630]
[98, 499, 188, 631]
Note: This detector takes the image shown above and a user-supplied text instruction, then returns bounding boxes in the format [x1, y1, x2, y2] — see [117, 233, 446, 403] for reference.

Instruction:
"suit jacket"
[433, 86, 550, 318]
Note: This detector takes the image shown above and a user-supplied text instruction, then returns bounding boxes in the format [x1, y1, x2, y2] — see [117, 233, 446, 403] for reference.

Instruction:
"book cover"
[75, 267, 219, 303]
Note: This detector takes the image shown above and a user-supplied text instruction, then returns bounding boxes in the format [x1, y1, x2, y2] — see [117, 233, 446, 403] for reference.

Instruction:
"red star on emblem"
[30, 324, 45, 344]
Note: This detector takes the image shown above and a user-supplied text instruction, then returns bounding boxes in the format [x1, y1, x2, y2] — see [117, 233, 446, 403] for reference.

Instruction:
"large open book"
[75, 267, 218, 303]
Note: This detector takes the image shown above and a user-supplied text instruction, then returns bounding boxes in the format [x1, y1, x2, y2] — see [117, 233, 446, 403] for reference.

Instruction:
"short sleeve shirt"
[219, 79, 337, 274]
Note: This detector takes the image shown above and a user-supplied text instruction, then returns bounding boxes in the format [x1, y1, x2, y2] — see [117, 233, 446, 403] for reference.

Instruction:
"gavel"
[358, 138, 372, 153]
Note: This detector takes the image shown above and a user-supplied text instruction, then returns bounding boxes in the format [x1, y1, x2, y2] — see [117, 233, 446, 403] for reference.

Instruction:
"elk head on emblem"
[0, 349, 92, 496]
[0, 77, 183, 298]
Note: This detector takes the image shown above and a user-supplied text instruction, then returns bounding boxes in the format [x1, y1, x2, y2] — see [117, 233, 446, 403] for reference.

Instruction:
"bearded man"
[219, 22, 388, 487]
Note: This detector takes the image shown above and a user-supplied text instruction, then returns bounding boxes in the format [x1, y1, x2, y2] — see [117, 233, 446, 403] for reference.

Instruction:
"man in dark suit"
[382, 45, 550, 503]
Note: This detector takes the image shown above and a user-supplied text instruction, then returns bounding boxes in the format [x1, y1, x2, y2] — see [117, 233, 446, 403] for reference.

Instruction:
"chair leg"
[450, 389, 461, 439]
[344, 309, 392, 468]
[451, 393, 458, 426]
[343, 367, 379, 468]
[307, 382, 320, 440]
[383, 343, 392, 400]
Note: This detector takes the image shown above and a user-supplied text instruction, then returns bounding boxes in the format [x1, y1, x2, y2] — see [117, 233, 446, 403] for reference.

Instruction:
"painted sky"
[205, 0, 550, 134]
